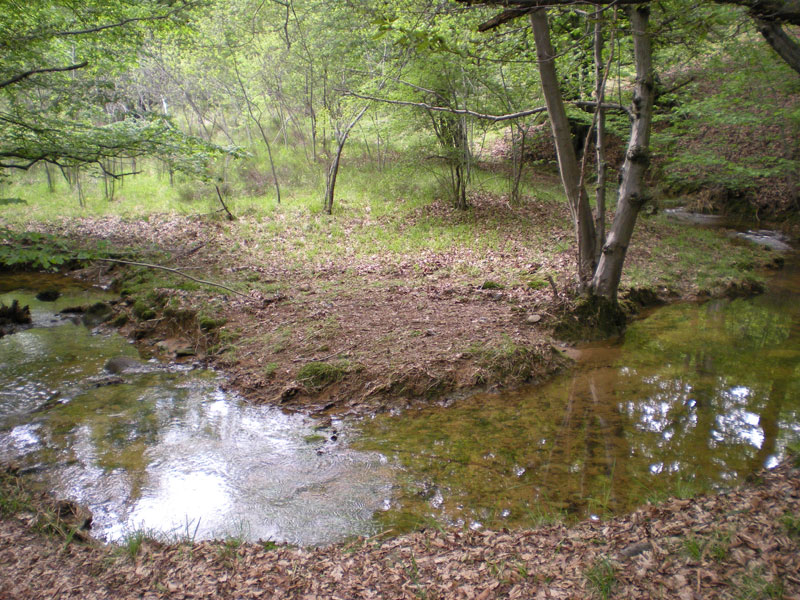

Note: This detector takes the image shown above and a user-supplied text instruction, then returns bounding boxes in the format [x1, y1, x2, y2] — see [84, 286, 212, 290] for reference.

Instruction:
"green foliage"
[654, 39, 800, 214]
[0, 0, 233, 178]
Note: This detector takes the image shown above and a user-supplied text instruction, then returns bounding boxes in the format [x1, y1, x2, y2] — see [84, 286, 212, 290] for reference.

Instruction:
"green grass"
[622, 218, 769, 293]
[296, 360, 350, 392]
[735, 567, 784, 600]
[584, 556, 617, 599]
[117, 528, 160, 561]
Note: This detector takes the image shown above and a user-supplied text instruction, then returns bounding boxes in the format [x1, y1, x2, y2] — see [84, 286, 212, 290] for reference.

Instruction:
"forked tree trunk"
[530, 7, 654, 304]
[529, 10, 597, 290]
[324, 105, 368, 214]
[590, 6, 655, 300]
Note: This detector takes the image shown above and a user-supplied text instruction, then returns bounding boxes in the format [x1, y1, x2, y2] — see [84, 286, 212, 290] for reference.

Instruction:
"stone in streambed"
[82, 302, 114, 327]
[35, 289, 60, 302]
[104, 356, 145, 374]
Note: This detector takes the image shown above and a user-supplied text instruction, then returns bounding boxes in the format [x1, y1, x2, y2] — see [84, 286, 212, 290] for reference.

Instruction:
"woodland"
[1, 1, 800, 598]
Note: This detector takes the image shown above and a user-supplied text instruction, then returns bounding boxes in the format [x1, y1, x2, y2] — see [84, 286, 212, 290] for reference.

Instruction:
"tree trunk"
[753, 17, 800, 75]
[323, 105, 368, 215]
[593, 11, 607, 262]
[590, 6, 655, 300]
[530, 10, 597, 289]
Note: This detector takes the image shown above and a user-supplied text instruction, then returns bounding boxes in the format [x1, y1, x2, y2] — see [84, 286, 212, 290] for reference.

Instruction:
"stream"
[1, 226, 798, 546]
[0, 274, 392, 546]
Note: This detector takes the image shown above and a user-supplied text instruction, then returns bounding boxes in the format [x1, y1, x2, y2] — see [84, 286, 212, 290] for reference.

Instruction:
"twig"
[546, 274, 559, 300]
[95, 257, 251, 299]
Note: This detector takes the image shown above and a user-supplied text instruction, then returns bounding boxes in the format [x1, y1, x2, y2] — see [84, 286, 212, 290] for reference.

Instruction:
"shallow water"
[2, 245, 798, 544]
[355, 253, 800, 532]
[0, 276, 392, 546]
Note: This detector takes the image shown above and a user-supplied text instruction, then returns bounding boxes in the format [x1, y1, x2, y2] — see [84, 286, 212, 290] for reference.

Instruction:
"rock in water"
[82, 302, 113, 327]
[35, 289, 60, 302]
[104, 356, 144, 374]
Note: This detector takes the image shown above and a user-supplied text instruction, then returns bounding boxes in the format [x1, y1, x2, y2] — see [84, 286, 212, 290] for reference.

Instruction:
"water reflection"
[0, 279, 392, 546]
[356, 256, 800, 532]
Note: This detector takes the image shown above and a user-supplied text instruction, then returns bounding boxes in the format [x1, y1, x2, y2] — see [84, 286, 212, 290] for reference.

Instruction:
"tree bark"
[593, 11, 607, 262]
[753, 17, 800, 74]
[529, 10, 597, 289]
[590, 6, 655, 300]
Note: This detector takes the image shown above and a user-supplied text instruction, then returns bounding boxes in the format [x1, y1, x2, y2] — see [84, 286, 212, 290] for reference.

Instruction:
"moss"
[132, 300, 156, 321]
[199, 315, 227, 331]
[480, 280, 505, 290]
[527, 277, 549, 290]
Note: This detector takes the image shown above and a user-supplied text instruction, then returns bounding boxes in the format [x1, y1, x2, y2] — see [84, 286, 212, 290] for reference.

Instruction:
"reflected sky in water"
[356, 255, 800, 532]
[0, 279, 392, 546]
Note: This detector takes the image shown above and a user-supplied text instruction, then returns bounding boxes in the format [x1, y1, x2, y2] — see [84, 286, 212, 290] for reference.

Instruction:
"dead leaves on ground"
[1, 459, 799, 599]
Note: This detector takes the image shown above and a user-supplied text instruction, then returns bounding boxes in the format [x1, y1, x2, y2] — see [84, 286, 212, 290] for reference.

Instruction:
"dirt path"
[2, 459, 798, 599]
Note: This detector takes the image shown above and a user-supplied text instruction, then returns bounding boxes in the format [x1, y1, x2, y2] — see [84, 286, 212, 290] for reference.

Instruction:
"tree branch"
[95, 258, 251, 299]
[342, 90, 547, 122]
[0, 62, 88, 90]
[754, 17, 800, 74]
[461, 0, 800, 30]
[572, 100, 633, 118]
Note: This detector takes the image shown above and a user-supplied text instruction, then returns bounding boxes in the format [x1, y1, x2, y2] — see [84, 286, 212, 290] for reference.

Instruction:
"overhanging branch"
[341, 90, 547, 122]
[0, 62, 88, 90]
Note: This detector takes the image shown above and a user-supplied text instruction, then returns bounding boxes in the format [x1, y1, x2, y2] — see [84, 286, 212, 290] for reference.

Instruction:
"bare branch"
[0, 62, 88, 90]
[342, 90, 547, 122]
[95, 258, 251, 299]
[572, 100, 633, 118]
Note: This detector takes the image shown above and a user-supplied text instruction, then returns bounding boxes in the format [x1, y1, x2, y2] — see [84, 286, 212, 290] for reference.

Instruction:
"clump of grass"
[297, 360, 349, 392]
[118, 528, 160, 561]
[469, 335, 541, 383]
[782, 512, 800, 538]
[263, 362, 279, 378]
[584, 556, 617, 599]
[682, 536, 704, 561]
[735, 567, 784, 600]
[0, 471, 32, 516]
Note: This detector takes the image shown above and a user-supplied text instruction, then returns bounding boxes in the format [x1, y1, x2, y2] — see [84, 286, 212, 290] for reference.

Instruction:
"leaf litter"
[1, 458, 799, 599]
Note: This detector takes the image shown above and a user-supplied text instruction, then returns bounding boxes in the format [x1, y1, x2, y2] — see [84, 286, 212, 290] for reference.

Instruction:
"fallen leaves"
[4, 458, 798, 599]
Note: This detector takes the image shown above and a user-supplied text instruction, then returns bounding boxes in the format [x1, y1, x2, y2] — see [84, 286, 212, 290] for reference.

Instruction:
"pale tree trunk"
[590, 6, 655, 300]
[530, 10, 597, 290]
[593, 11, 608, 262]
[232, 55, 281, 204]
